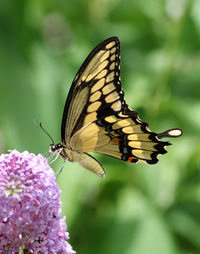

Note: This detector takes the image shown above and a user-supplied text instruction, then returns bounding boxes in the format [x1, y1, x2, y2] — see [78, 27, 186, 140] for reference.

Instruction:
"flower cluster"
[0, 150, 75, 254]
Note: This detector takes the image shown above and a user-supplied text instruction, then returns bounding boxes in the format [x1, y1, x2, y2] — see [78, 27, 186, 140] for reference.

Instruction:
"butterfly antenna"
[34, 119, 55, 145]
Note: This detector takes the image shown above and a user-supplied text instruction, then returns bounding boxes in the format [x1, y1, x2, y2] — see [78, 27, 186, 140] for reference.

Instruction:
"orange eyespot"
[113, 137, 119, 144]
[127, 157, 133, 162]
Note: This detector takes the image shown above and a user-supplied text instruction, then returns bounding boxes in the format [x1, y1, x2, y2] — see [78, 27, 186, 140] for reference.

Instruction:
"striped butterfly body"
[50, 36, 182, 177]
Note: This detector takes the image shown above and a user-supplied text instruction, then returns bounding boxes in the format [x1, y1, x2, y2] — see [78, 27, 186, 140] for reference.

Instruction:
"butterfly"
[49, 36, 182, 178]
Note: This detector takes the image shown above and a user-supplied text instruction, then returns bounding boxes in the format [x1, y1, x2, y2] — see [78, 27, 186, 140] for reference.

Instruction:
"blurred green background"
[0, 0, 200, 253]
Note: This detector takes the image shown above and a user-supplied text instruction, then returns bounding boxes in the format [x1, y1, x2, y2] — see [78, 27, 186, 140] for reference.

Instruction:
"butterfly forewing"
[61, 37, 121, 144]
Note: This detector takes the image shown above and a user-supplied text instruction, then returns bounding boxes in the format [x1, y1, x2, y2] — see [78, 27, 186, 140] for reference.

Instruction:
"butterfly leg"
[56, 159, 67, 176]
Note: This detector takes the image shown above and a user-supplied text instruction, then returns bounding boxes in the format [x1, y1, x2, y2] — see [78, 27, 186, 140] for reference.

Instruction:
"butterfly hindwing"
[93, 112, 169, 164]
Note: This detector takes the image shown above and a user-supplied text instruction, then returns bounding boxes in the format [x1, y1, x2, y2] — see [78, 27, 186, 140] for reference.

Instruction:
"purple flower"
[0, 150, 75, 254]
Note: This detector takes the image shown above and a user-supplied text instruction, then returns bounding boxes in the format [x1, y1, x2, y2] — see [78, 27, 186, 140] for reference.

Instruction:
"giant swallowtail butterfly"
[50, 36, 182, 177]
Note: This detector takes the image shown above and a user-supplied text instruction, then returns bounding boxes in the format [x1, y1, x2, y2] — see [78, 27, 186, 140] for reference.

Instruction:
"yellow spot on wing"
[91, 78, 105, 93]
[100, 51, 110, 62]
[128, 141, 157, 151]
[102, 83, 115, 95]
[128, 133, 150, 141]
[105, 91, 120, 103]
[118, 112, 129, 118]
[105, 116, 118, 123]
[122, 125, 142, 134]
[112, 119, 133, 129]
[106, 71, 115, 82]
[95, 69, 107, 79]
[84, 112, 97, 124]
[110, 62, 115, 70]
[106, 42, 116, 49]
[87, 101, 101, 112]
[110, 54, 115, 61]
[111, 47, 117, 54]
[111, 100, 121, 111]
[99, 60, 109, 70]
[90, 91, 101, 102]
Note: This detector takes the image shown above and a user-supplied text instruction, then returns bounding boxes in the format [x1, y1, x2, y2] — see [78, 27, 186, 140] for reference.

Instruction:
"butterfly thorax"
[49, 143, 73, 161]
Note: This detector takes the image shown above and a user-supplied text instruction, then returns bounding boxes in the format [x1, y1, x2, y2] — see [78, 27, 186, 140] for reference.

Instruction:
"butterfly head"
[49, 144, 57, 153]
[49, 143, 66, 159]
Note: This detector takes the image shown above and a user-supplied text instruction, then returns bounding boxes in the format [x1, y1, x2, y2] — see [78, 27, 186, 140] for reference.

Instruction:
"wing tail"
[157, 128, 183, 139]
